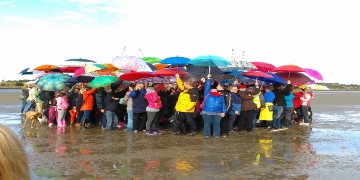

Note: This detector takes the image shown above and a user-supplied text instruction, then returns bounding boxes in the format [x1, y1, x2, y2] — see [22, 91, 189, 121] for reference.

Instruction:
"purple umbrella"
[304, 68, 323, 80]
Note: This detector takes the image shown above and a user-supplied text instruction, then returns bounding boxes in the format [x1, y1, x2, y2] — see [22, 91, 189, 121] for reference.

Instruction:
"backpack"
[39, 91, 45, 101]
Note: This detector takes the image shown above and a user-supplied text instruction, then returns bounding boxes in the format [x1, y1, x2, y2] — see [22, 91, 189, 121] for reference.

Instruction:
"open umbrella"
[146, 62, 157, 71]
[119, 71, 155, 81]
[242, 71, 274, 79]
[272, 65, 305, 73]
[90, 76, 118, 88]
[112, 55, 152, 72]
[219, 60, 256, 72]
[142, 57, 162, 64]
[189, 55, 230, 73]
[65, 58, 97, 63]
[160, 56, 191, 66]
[96, 64, 119, 72]
[35, 74, 71, 91]
[250, 62, 276, 72]
[34, 64, 59, 72]
[185, 64, 223, 80]
[250, 72, 286, 85]
[303, 68, 323, 81]
[275, 72, 312, 86]
[153, 68, 187, 77]
[154, 64, 169, 70]
[73, 64, 108, 77]
[64, 75, 95, 83]
[60, 66, 82, 73]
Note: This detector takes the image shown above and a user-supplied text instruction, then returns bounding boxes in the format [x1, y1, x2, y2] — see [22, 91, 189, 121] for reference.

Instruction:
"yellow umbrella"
[300, 84, 330, 90]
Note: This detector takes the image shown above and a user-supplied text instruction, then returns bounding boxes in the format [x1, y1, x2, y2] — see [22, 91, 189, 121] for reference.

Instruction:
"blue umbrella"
[160, 56, 191, 66]
[185, 65, 223, 80]
[146, 62, 157, 71]
[64, 75, 95, 83]
[255, 72, 286, 85]
[189, 55, 230, 73]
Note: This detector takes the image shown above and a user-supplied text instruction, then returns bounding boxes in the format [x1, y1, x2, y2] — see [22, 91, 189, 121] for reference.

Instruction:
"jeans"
[101, 113, 107, 128]
[146, 111, 159, 131]
[23, 100, 31, 114]
[126, 110, 134, 131]
[272, 106, 284, 128]
[202, 114, 221, 137]
[81, 110, 91, 125]
[178, 112, 197, 132]
[106, 110, 118, 130]
[21, 98, 27, 113]
[301, 105, 310, 123]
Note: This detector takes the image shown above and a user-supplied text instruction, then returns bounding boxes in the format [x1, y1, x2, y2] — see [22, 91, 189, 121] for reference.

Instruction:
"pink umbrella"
[303, 68, 323, 81]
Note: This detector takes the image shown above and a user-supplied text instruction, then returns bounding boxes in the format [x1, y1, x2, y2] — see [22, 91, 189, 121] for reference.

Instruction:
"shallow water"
[1, 90, 360, 180]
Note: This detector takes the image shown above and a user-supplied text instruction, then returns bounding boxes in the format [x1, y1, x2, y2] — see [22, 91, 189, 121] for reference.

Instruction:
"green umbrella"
[142, 57, 162, 64]
[35, 74, 71, 91]
[90, 76, 118, 88]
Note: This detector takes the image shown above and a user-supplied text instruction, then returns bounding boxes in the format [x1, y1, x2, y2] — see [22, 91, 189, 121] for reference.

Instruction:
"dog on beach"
[22, 111, 43, 129]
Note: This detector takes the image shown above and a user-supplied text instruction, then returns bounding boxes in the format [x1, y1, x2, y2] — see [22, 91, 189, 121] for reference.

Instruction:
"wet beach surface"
[1, 89, 360, 179]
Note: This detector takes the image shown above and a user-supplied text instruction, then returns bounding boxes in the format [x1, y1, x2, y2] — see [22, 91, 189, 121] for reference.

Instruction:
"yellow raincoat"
[174, 78, 199, 113]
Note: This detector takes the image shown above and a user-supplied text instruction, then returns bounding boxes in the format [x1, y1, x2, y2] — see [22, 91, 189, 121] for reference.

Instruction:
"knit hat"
[238, 85, 247, 89]
[146, 87, 155, 93]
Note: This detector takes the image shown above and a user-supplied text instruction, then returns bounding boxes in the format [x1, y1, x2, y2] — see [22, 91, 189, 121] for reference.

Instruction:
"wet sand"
[1, 90, 360, 179]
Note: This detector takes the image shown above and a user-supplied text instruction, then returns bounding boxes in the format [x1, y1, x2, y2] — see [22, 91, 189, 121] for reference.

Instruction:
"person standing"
[20, 84, 30, 115]
[129, 83, 148, 132]
[200, 75, 226, 139]
[173, 73, 199, 136]
[144, 86, 162, 135]
[271, 80, 292, 129]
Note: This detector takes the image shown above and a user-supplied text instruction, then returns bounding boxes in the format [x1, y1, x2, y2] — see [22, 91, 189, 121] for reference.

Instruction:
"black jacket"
[272, 84, 292, 106]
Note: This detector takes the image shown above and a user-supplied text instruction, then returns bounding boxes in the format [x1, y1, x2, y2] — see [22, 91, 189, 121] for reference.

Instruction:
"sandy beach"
[1, 89, 360, 179]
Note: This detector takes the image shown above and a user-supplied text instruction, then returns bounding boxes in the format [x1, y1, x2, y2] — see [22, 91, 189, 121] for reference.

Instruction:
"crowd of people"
[20, 73, 314, 139]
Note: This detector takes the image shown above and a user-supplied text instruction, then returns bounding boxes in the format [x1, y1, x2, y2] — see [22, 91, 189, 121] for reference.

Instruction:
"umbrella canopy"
[136, 77, 175, 84]
[142, 57, 162, 64]
[303, 68, 323, 81]
[94, 71, 117, 77]
[35, 74, 71, 91]
[119, 71, 156, 81]
[96, 64, 119, 72]
[250, 72, 287, 85]
[272, 65, 305, 73]
[219, 60, 257, 72]
[90, 76, 118, 88]
[250, 62, 276, 72]
[160, 56, 191, 66]
[64, 75, 95, 83]
[242, 71, 274, 79]
[60, 66, 82, 73]
[300, 84, 329, 90]
[73, 64, 107, 77]
[112, 55, 152, 72]
[146, 62, 157, 71]
[189, 55, 230, 73]
[153, 68, 187, 77]
[275, 72, 312, 86]
[34, 64, 59, 72]
[154, 64, 169, 70]
[65, 58, 97, 63]
[185, 64, 223, 80]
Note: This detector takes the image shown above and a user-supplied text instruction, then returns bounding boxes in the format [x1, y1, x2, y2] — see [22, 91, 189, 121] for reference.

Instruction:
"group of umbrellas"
[19, 56, 324, 92]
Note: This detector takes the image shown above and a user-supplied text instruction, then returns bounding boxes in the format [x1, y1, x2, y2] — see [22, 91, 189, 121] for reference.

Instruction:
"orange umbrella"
[34, 64, 59, 71]
[154, 64, 169, 70]
[97, 63, 119, 72]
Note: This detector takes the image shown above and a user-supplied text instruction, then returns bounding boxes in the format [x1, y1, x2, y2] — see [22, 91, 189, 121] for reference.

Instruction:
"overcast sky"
[1, 0, 359, 84]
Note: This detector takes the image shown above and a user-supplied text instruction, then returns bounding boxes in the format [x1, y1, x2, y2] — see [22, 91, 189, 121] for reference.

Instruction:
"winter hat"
[146, 87, 155, 93]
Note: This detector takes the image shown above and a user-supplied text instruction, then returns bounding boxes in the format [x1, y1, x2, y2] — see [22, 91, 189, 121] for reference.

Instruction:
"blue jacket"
[129, 89, 148, 113]
[284, 92, 294, 108]
[228, 92, 241, 115]
[264, 91, 275, 103]
[202, 79, 226, 113]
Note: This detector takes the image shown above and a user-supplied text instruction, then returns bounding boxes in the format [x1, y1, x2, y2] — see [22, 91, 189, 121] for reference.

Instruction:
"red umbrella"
[60, 66, 82, 73]
[275, 72, 312, 86]
[153, 68, 187, 76]
[242, 71, 274, 78]
[119, 71, 155, 81]
[250, 62, 276, 72]
[272, 65, 305, 73]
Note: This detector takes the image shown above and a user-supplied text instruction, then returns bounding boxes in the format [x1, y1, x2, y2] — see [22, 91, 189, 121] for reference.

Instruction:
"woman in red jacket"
[292, 87, 303, 122]
[80, 86, 97, 128]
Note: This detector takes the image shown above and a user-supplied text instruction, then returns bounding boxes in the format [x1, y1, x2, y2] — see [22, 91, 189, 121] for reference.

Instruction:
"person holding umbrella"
[173, 73, 199, 136]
